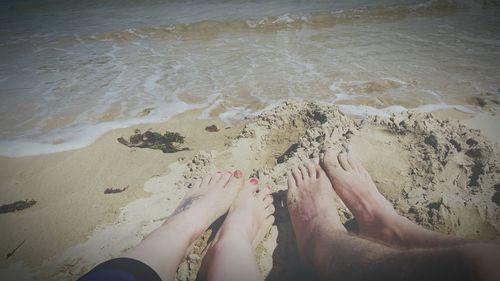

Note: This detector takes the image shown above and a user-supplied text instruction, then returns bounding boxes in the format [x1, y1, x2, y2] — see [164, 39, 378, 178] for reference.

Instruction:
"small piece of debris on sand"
[205, 125, 219, 132]
[6, 240, 25, 259]
[0, 200, 36, 214]
[104, 186, 128, 194]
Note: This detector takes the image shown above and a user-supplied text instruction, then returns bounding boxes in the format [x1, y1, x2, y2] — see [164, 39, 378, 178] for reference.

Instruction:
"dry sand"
[0, 109, 244, 277]
[0, 101, 499, 281]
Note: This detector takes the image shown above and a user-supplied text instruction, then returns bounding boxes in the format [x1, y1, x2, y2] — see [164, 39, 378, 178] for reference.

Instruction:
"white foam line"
[414, 103, 474, 113]
[0, 102, 200, 158]
[198, 93, 223, 120]
[272, 13, 295, 24]
[0, 100, 476, 158]
[338, 104, 408, 117]
[217, 101, 284, 124]
[338, 103, 475, 118]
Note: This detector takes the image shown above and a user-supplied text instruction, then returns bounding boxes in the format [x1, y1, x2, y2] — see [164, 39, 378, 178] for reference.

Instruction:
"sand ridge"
[0, 101, 498, 281]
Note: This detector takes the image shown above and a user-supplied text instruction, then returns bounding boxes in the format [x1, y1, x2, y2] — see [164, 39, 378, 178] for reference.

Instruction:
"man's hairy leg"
[288, 158, 500, 281]
[311, 225, 500, 281]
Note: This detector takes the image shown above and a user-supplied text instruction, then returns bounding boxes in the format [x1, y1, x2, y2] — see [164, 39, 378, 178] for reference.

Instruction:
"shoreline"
[0, 102, 498, 281]
[0, 101, 488, 159]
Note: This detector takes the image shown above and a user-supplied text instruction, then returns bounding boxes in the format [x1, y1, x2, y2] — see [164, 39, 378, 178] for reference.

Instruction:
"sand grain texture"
[0, 101, 498, 281]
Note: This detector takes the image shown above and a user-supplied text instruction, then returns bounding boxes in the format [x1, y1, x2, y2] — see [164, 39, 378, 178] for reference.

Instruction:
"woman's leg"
[123, 171, 245, 281]
[202, 178, 275, 281]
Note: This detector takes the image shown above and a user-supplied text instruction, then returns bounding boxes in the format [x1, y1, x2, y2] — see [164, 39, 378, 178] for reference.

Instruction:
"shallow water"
[0, 0, 499, 156]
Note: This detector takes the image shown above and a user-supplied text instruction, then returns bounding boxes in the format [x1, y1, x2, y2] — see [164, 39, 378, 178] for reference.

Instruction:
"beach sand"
[0, 101, 499, 280]
[0, 109, 244, 277]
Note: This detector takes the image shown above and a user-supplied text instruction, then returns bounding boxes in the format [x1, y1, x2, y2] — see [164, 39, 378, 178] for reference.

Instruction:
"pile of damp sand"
[11, 101, 498, 281]
[177, 101, 499, 281]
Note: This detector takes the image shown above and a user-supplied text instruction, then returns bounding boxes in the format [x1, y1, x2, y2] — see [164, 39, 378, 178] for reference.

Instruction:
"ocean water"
[0, 0, 499, 157]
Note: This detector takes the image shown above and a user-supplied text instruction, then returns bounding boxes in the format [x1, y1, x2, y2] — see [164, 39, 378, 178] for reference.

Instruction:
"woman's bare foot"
[216, 178, 275, 245]
[124, 171, 245, 281]
[167, 171, 246, 234]
[204, 179, 275, 281]
[321, 150, 412, 245]
[287, 159, 346, 262]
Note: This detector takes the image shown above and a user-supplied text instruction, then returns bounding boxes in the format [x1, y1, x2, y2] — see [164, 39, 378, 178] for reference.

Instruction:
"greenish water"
[0, 0, 499, 156]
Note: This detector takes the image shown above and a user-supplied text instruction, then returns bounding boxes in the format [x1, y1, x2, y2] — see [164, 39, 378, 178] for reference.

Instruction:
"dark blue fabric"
[80, 268, 139, 281]
[78, 257, 162, 281]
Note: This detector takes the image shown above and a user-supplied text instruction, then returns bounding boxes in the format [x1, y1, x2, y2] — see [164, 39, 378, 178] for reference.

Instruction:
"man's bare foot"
[321, 150, 412, 245]
[287, 159, 346, 262]
[215, 178, 275, 245]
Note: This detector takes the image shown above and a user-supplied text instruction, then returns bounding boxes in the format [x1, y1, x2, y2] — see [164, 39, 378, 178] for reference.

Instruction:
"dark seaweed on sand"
[0, 200, 36, 214]
[104, 186, 128, 194]
[117, 129, 188, 153]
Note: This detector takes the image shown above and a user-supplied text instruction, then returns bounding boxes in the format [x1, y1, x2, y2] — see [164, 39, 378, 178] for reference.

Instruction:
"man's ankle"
[459, 243, 500, 281]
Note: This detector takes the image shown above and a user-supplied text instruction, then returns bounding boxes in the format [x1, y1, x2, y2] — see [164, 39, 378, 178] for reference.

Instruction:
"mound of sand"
[3, 101, 498, 281]
[178, 101, 499, 281]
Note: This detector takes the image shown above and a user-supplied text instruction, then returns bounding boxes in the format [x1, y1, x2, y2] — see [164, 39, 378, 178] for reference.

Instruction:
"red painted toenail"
[250, 178, 259, 185]
[233, 170, 243, 178]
